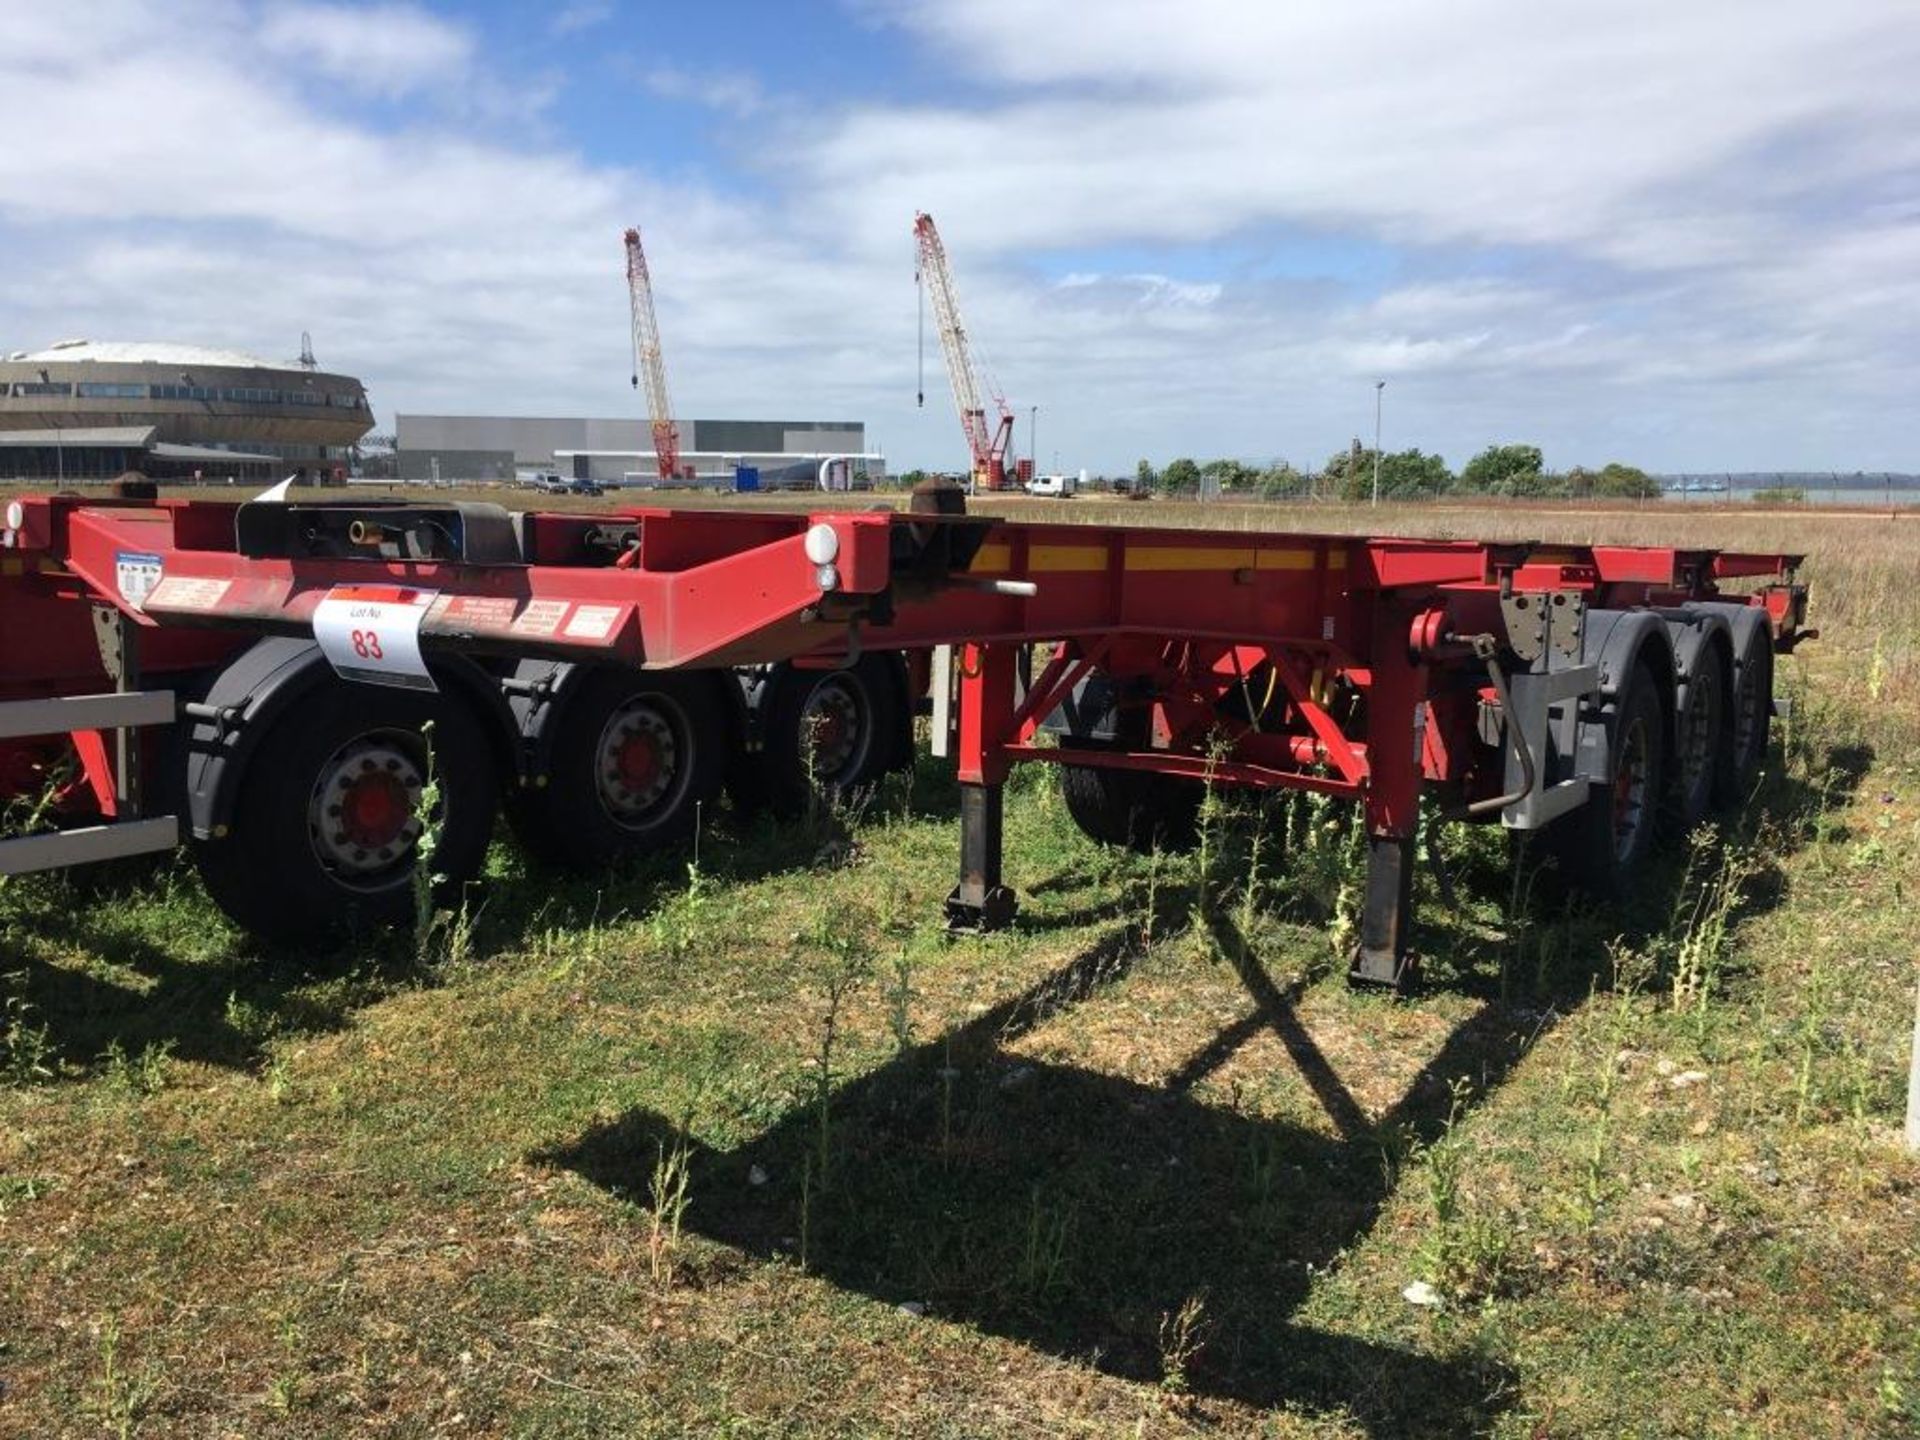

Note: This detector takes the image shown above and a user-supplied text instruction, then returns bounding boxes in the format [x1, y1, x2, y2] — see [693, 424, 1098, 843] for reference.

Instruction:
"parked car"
[565, 478, 604, 497]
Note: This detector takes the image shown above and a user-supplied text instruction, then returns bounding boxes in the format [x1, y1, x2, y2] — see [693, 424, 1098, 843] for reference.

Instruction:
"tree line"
[1130, 444, 1661, 501]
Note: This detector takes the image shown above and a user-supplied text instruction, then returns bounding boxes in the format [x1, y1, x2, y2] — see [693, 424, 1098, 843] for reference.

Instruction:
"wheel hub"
[799, 679, 862, 781]
[307, 734, 426, 880]
[596, 699, 678, 820]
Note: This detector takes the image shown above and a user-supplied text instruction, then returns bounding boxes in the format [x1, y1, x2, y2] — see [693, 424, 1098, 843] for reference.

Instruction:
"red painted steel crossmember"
[39, 498, 899, 671]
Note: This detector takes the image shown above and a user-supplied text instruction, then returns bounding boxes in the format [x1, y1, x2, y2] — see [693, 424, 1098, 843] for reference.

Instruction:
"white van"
[1027, 472, 1077, 498]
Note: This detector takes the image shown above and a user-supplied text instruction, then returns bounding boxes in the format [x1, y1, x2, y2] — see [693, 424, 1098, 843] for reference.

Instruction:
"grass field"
[2, 493, 1917, 1436]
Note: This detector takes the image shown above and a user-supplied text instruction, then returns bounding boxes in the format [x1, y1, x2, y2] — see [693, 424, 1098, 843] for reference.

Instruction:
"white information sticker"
[563, 604, 623, 641]
[115, 550, 164, 611]
[312, 585, 438, 692]
[145, 576, 232, 612]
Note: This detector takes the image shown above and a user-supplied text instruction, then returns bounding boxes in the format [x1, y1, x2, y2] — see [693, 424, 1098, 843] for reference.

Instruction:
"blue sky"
[0, 1, 1914, 475]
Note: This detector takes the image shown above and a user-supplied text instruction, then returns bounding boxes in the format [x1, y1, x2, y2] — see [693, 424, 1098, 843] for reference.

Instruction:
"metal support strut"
[946, 640, 1019, 931]
[92, 603, 145, 818]
[1350, 834, 1417, 989]
[1346, 600, 1437, 992]
[945, 781, 1017, 930]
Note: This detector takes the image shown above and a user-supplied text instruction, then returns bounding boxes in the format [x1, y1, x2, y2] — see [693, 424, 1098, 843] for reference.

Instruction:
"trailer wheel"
[1551, 661, 1666, 897]
[755, 656, 901, 815]
[509, 668, 726, 868]
[1669, 641, 1727, 832]
[1717, 629, 1773, 808]
[1057, 742, 1200, 853]
[193, 682, 498, 944]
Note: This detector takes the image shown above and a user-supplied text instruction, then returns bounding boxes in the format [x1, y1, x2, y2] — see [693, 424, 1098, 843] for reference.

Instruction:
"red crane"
[624, 226, 684, 483]
[914, 212, 1020, 491]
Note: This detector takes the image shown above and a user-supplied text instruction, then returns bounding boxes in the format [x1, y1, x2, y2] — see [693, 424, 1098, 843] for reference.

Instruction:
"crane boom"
[624, 226, 682, 482]
[913, 212, 1015, 490]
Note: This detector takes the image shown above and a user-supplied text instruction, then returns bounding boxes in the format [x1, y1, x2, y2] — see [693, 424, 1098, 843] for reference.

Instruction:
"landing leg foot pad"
[1348, 944, 1420, 995]
[945, 884, 1018, 932]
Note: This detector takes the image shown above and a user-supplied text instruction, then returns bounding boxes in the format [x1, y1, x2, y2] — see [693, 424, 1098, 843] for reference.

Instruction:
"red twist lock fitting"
[1407, 607, 1450, 660]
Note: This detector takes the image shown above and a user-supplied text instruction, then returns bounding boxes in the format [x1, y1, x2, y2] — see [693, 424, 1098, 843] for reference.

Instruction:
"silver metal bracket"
[1500, 589, 1586, 667]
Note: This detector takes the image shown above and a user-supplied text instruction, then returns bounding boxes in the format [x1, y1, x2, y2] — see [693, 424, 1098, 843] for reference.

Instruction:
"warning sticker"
[312, 585, 438, 693]
[115, 550, 164, 611]
[563, 605, 623, 641]
[145, 576, 232, 611]
[427, 594, 519, 632]
[509, 599, 570, 638]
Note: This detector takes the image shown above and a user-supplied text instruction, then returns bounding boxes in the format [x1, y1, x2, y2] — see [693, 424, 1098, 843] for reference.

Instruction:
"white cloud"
[256, 2, 474, 96]
[1049, 273, 1220, 310]
[0, 1, 1910, 475]
[814, 0, 1920, 266]
[640, 64, 765, 118]
[551, 0, 614, 35]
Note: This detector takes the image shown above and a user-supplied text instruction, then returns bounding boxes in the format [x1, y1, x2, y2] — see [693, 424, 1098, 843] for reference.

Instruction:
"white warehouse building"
[395, 414, 882, 489]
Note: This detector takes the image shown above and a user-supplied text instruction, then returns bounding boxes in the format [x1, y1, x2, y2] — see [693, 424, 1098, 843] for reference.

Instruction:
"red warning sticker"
[429, 595, 519, 632]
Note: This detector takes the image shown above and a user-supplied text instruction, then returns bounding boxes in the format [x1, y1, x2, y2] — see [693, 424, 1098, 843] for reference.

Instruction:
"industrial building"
[0, 340, 373, 483]
[395, 414, 882, 489]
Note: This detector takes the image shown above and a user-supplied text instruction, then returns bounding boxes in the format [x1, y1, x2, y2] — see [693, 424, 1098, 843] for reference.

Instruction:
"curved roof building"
[0, 339, 372, 482]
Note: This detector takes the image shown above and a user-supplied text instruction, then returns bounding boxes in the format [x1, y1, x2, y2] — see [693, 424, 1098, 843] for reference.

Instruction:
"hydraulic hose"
[1454, 632, 1537, 819]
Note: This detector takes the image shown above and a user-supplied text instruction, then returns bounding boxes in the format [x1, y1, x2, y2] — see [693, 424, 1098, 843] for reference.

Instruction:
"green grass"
[1, 508, 1917, 1436]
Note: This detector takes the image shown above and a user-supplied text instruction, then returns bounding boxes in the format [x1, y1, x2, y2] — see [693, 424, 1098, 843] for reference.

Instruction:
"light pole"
[1029, 405, 1038, 477]
[1371, 380, 1385, 506]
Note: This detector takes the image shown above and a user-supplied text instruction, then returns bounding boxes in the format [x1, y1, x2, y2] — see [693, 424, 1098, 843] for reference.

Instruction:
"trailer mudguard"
[183, 637, 518, 840]
[1036, 673, 1125, 744]
[1666, 609, 1735, 720]
[1684, 601, 1775, 670]
[720, 655, 911, 761]
[1568, 609, 1676, 788]
[505, 659, 749, 789]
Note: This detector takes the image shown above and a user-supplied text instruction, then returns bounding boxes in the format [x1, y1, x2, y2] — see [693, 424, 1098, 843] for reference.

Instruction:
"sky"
[0, 0, 1913, 475]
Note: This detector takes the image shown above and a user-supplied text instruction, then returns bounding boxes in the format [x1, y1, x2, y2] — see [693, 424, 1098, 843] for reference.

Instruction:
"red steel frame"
[0, 491, 1808, 972]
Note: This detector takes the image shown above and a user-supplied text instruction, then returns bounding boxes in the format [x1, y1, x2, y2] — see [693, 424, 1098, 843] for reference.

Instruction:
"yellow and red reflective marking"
[967, 539, 1340, 576]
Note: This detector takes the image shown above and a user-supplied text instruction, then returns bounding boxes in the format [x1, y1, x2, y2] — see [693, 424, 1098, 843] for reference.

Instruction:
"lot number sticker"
[313, 585, 438, 692]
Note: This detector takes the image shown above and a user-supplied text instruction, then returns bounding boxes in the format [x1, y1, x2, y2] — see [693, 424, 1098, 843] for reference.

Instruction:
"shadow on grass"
[542, 735, 1877, 1431]
[0, 786, 888, 1079]
[0, 743, 986, 1081]
[543, 919, 1533, 1434]
[1414, 737, 1875, 1004]
[0, 858, 427, 1075]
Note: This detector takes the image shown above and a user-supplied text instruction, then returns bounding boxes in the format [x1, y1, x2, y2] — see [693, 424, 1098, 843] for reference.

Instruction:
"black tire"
[1549, 660, 1666, 898]
[506, 667, 726, 869]
[1057, 741, 1201, 853]
[751, 656, 902, 816]
[193, 680, 499, 945]
[1668, 640, 1727, 833]
[1716, 628, 1773, 808]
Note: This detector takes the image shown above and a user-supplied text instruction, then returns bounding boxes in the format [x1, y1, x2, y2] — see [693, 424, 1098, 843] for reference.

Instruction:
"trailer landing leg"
[1349, 833, 1418, 992]
[945, 781, 1017, 931]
